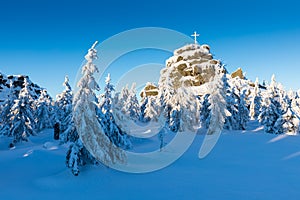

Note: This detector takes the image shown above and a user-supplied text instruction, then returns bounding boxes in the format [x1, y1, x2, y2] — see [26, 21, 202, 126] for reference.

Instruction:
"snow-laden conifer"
[71, 41, 125, 175]
[98, 74, 131, 149]
[36, 89, 53, 131]
[249, 78, 261, 120]
[9, 79, 36, 146]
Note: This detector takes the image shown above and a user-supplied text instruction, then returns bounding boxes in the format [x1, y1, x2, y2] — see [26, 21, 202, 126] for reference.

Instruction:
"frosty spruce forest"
[1, 33, 300, 200]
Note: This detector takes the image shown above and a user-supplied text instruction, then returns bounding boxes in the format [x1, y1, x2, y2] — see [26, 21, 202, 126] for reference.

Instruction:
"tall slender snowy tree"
[71, 41, 125, 175]
[236, 90, 249, 130]
[157, 68, 176, 130]
[56, 76, 76, 143]
[259, 75, 282, 133]
[144, 96, 160, 122]
[207, 70, 229, 135]
[249, 78, 262, 120]
[224, 80, 239, 130]
[98, 74, 131, 149]
[35, 89, 53, 131]
[200, 94, 211, 129]
[139, 91, 148, 122]
[55, 75, 73, 123]
[68, 41, 100, 175]
[124, 83, 140, 121]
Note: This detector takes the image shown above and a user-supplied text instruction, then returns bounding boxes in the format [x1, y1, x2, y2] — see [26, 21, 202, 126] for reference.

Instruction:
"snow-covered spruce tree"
[258, 76, 282, 133]
[9, 79, 36, 146]
[113, 85, 129, 117]
[98, 74, 131, 149]
[35, 89, 53, 131]
[60, 111, 77, 143]
[55, 76, 76, 143]
[273, 89, 300, 135]
[67, 41, 99, 175]
[55, 75, 73, 123]
[273, 108, 300, 135]
[169, 105, 181, 132]
[268, 74, 279, 96]
[144, 96, 160, 122]
[249, 78, 262, 120]
[291, 90, 300, 117]
[200, 94, 211, 129]
[71, 41, 124, 176]
[224, 79, 239, 130]
[287, 89, 295, 103]
[111, 86, 132, 134]
[278, 86, 291, 114]
[259, 97, 281, 133]
[157, 67, 176, 130]
[207, 70, 229, 135]
[0, 87, 16, 136]
[55, 76, 78, 143]
[159, 86, 198, 150]
[236, 90, 249, 130]
[175, 87, 199, 132]
[124, 83, 141, 122]
[66, 137, 97, 176]
[139, 90, 149, 122]
[157, 65, 198, 133]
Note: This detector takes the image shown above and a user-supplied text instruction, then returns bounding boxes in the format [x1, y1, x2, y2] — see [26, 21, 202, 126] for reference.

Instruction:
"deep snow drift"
[1, 121, 300, 200]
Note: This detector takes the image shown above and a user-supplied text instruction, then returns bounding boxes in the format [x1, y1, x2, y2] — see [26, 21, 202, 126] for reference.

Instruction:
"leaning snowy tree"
[98, 73, 131, 149]
[9, 79, 37, 147]
[71, 41, 125, 176]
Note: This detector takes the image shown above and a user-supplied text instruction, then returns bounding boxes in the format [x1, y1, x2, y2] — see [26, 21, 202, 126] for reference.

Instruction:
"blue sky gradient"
[0, 0, 299, 96]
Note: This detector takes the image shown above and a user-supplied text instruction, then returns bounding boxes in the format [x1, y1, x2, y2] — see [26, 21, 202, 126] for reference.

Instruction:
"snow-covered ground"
[1, 121, 300, 200]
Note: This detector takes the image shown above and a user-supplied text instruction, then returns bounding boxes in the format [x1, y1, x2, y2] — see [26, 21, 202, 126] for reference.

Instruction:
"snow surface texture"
[1, 122, 300, 200]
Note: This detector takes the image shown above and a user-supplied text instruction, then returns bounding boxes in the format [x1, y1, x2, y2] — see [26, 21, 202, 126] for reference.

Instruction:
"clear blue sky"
[0, 0, 299, 97]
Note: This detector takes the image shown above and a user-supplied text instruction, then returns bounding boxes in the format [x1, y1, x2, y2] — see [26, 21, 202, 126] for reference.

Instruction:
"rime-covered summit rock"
[160, 43, 223, 90]
[0, 72, 49, 104]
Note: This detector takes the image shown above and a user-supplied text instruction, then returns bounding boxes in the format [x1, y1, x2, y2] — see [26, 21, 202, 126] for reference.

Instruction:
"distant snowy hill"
[0, 72, 49, 104]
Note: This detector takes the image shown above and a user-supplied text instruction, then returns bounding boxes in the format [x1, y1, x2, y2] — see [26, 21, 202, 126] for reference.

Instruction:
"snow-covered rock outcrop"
[140, 82, 158, 98]
[160, 43, 222, 90]
[0, 72, 48, 104]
